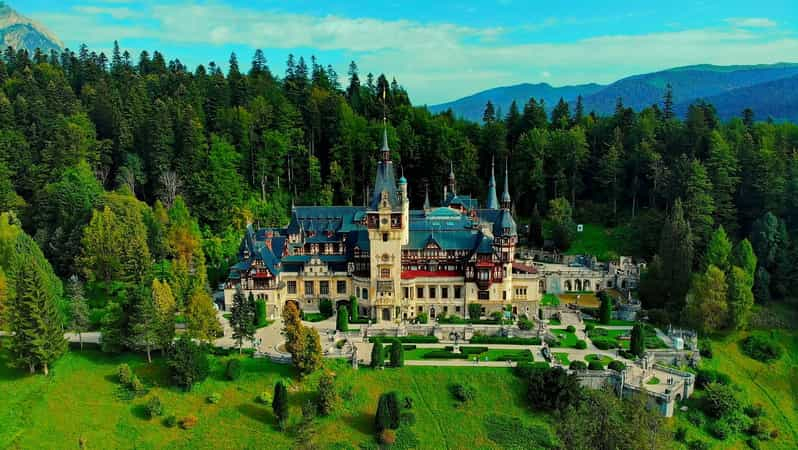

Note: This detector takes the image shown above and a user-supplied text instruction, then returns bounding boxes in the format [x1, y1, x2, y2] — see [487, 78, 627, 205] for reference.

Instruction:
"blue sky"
[17, 0, 798, 104]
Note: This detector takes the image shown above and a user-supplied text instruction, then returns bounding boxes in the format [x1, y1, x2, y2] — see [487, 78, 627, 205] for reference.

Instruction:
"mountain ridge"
[0, 2, 62, 56]
[431, 63, 798, 122]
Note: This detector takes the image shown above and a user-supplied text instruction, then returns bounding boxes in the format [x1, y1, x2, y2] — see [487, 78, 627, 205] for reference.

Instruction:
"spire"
[423, 184, 431, 210]
[501, 159, 511, 209]
[380, 118, 390, 161]
[448, 160, 456, 197]
[486, 155, 499, 209]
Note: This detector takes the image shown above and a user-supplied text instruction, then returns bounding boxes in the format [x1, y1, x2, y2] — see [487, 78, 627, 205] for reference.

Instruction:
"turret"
[501, 160, 511, 210]
[448, 161, 457, 197]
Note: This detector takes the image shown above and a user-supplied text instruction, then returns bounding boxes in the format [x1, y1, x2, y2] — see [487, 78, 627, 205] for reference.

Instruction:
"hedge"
[696, 369, 731, 389]
[423, 350, 468, 359]
[588, 360, 605, 370]
[495, 350, 534, 362]
[741, 335, 783, 362]
[402, 344, 417, 351]
[369, 336, 439, 344]
[591, 336, 618, 350]
[608, 360, 626, 372]
[569, 360, 587, 371]
[469, 336, 541, 345]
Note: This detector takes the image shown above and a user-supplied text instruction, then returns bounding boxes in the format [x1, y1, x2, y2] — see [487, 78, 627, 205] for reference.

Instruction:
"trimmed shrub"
[417, 312, 428, 324]
[450, 383, 476, 403]
[145, 396, 163, 419]
[319, 298, 333, 318]
[255, 299, 267, 327]
[569, 360, 587, 371]
[179, 415, 198, 430]
[588, 360, 604, 370]
[349, 295, 359, 321]
[207, 393, 221, 404]
[460, 346, 489, 355]
[273, 381, 289, 429]
[741, 335, 782, 362]
[566, 325, 576, 333]
[370, 335, 438, 344]
[495, 350, 534, 362]
[468, 303, 482, 320]
[117, 364, 133, 385]
[375, 392, 400, 431]
[389, 341, 404, 367]
[336, 305, 349, 332]
[370, 342, 384, 368]
[518, 318, 534, 330]
[225, 359, 242, 381]
[585, 323, 595, 332]
[608, 360, 626, 372]
[469, 336, 541, 345]
[402, 344, 417, 351]
[317, 371, 339, 416]
[574, 339, 587, 349]
[164, 415, 177, 428]
[591, 336, 618, 350]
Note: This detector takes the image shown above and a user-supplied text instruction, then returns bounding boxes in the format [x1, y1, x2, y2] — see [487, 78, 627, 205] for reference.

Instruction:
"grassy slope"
[0, 347, 552, 449]
[565, 223, 627, 261]
[674, 330, 798, 449]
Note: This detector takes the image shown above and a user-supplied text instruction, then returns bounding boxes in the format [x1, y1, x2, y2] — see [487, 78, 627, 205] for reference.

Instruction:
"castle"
[223, 122, 542, 323]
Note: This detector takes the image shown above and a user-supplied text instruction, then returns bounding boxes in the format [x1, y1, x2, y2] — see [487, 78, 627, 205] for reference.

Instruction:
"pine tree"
[230, 288, 254, 353]
[683, 158, 715, 249]
[349, 295, 359, 321]
[66, 276, 89, 350]
[8, 253, 67, 375]
[663, 84, 674, 120]
[151, 279, 176, 353]
[705, 131, 739, 235]
[656, 199, 694, 314]
[703, 226, 732, 272]
[732, 239, 757, 282]
[550, 98, 571, 130]
[598, 291, 613, 325]
[597, 127, 623, 221]
[317, 371, 339, 416]
[482, 101, 496, 124]
[132, 286, 159, 363]
[686, 265, 729, 333]
[727, 266, 754, 330]
[273, 380, 289, 430]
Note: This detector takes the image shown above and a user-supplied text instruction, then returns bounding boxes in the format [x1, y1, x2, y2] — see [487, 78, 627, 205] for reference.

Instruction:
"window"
[381, 268, 390, 279]
[337, 280, 346, 294]
[478, 290, 489, 300]
[441, 287, 448, 298]
[404, 287, 409, 298]
[418, 306, 423, 312]
[502, 291, 507, 300]
[477, 270, 489, 281]
[443, 306, 448, 313]
[287, 281, 297, 294]
[417, 287, 424, 298]
[382, 233, 389, 242]
[319, 281, 329, 296]
[305, 281, 314, 295]
[454, 286, 462, 298]
[429, 287, 436, 299]
[361, 288, 368, 299]
[455, 306, 461, 313]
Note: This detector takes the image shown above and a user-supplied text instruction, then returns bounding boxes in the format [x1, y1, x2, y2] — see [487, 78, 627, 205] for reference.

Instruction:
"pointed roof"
[370, 119, 401, 210]
[501, 160, 511, 206]
[486, 156, 499, 209]
[423, 185, 430, 210]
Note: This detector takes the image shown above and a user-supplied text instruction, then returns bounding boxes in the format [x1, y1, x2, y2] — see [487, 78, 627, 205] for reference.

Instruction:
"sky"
[16, 0, 798, 104]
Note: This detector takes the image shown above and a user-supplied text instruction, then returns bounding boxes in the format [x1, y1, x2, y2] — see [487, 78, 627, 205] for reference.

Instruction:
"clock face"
[381, 218, 388, 225]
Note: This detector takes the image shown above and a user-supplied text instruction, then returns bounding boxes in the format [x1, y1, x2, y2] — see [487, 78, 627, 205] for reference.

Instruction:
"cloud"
[37, 3, 798, 104]
[725, 17, 777, 28]
[73, 6, 140, 20]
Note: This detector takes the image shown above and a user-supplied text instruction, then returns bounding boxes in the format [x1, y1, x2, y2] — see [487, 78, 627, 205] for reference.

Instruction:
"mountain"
[432, 63, 798, 122]
[427, 82, 604, 122]
[0, 2, 62, 55]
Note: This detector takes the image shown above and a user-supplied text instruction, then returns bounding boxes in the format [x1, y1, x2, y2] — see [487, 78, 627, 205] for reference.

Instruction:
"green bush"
[167, 336, 210, 391]
[569, 360, 587, 371]
[369, 335, 439, 344]
[744, 403, 764, 418]
[591, 336, 618, 350]
[585, 323, 595, 332]
[389, 341, 404, 367]
[402, 344, 417, 351]
[468, 303, 482, 320]
[704, 382, 742, 418]
[225, 359, 241, 381]
[255, 299, 267, 327]
[117, 364, 133, 385]
[711, 418, 733, 440]
[469, 336, 541, 345]
[688, 439, 710, 450]
[699, 339, 713, 358]
[417, 312, 428, 324]
[207, 393, 221, 404]
[495, 350, 534, 362]
[518, 318, 534, 330]
[319, 298, 333, 318]
[696, 369, 731, 389]
[459, 346, 489, 355]
[400, 411, 416, 427]
[130, 375, 145, 394]
[164, 415, 177, 428]
[588, 360, 604, 370]
[687, 410, 705, 427]
[145, 396, 163, 419]
[336, 305, 349, 332]
[574, 339, 587, 349]
[608, 360, 626, 372]
[257, 391, 271, 405]
[675, 426, 687, 442]
[438, 314, 467, 324]
[741, 335, 782, 362]
[450, 383, 476, 403]
[618, 349, 636, 360]
[423, 350, 467, 359]
[566, 325, 576, 333]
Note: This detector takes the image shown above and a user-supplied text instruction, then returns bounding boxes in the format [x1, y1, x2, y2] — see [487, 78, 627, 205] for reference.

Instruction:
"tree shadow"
[346, 411, 375, 436]
[130, 403, 151, 421]
[237, 403, 273, 426]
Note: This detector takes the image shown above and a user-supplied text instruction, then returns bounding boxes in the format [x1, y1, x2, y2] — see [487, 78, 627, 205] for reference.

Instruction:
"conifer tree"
[186, 287, 222, 344]
[389, 341, 404, 367]
[630, 323, 645, 358]
[371, 341, 384, 368]
[336, 305, 349, 332]
[66, 276, 89, 350]
[230, 288, 254, 353]
[151, 279, 176, 353]
[703, 226, 732, 272]
[273, 380, 289, 430]
[727, 266, 754, 330]
[598, 291, 613, 325]
[132, 286, 159, 363]
[686, 265, 729, 333]
[8, 253, 67, 375]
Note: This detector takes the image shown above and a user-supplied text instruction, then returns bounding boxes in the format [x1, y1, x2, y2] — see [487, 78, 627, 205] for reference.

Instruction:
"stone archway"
[575, 279, 582, 291]
[564, 280, 572, 291]
[583, 279, 591, 291]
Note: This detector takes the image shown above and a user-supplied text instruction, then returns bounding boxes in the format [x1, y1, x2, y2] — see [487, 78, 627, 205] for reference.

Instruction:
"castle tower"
[448, 161, 457, 198]
[501, 160, 511, 210]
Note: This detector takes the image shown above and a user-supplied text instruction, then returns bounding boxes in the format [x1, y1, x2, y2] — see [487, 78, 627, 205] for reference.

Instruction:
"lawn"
[673, 329, 798, 450]
[584, 319, 636, 327]
[541, 293, 560, 306]
[565, 223, 628, 261]
[584, 354, 613, 365]
[0, 344, 555, 449]
[553, 352, 570, 365]
[550, 329, 579, 348]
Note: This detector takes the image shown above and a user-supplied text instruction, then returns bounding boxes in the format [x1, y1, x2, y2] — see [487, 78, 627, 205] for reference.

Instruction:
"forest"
[0, 41, 797, 368]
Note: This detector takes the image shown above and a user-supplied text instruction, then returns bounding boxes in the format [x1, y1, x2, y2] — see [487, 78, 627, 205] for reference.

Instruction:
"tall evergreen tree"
[66, 276, 89, 350]
[273, 380, 289, 430]
[230, 288, 254, 353]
